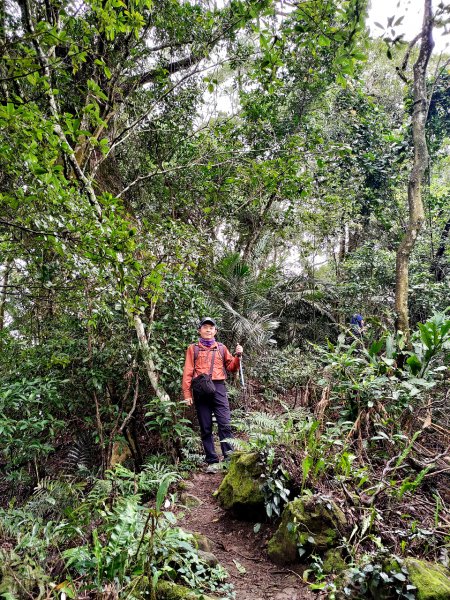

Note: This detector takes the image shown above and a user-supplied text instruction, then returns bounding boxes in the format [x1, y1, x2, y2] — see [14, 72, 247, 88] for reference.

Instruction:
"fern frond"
[86, 478, 113, 505]
[226, 438, 250, 452]
[248, 411, 280, 431]
[108, 496, 141, 550]
[0, 507, 36, 539]
[106, 458, 179, 497]
[66, 433, 100, 475]
[288, 408, 309, 422]
[26, 477, 84, 518]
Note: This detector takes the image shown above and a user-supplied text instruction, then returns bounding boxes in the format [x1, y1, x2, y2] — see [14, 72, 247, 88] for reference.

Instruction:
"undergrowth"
[227, 313, 450, 598]
[0, 313, 448, 599]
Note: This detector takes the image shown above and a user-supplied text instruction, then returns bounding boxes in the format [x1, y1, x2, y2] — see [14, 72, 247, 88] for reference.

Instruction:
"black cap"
[199, 317, 217, 327]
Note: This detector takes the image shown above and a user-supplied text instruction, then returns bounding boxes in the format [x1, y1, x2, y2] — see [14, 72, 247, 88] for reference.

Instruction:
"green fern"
[0, 549, 50, 599]
[179, 434, 204, 468]
[87, 478, 114, 504]
[63, 495, 144, 586]
[66, 432, 100, 476]
[226, 438, 251, 452]
[106, 459, 179, 497]
[68, 478, 114, 527]
[0, 507, 28, 539]
[249, 411, 280, 431]
[26, 477, 85, 518]
[231, 409, 311, 452]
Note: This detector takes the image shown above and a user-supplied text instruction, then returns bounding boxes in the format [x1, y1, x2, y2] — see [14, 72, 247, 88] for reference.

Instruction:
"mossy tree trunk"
[395, 0, 434, 336]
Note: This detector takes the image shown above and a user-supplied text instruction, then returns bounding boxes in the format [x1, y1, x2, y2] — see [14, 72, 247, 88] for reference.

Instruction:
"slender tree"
[395, 0, 434, 335]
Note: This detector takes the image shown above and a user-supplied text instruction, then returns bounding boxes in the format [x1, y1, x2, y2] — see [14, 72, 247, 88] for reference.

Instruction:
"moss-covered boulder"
[197, 550, 218, 567]
[405, 558, 450, 600]
[156, 581, 217, 599]
[190, 532, 212, 553]
[267, 495, 347, 566]
[322, 548, 347, 574]
[179, 493, 203, 508]
[216, 452, 264, 518]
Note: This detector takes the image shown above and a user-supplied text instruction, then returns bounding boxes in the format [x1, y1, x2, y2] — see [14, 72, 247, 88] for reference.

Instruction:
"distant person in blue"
[350, 314, 365, 337]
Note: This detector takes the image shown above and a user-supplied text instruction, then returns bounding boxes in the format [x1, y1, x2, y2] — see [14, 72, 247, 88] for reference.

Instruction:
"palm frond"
[221, 300, 279, 350]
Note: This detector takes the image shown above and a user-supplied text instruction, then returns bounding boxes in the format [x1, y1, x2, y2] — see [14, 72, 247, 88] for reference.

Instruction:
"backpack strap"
[208, 349, 217, 378]
[192, 343, 199, 376]
[217, 343, 227, 377]
[193, 343, 199, 362]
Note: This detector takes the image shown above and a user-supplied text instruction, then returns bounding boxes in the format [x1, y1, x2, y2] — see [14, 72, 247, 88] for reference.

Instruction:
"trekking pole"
[238, 354, 245, 388]
[237, 351, 248, 410]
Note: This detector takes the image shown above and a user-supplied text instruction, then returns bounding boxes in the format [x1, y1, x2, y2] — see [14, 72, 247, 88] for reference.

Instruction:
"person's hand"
[235, 344, 243, 356]
[183, 397, 193, 406]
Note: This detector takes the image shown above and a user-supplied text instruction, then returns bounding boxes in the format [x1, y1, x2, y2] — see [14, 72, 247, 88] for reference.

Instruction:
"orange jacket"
[182, 341, 240, 400]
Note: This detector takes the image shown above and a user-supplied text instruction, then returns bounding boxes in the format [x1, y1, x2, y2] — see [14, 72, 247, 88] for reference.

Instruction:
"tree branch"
[396, 32, 422, 83]
[18, 0, 103, 220]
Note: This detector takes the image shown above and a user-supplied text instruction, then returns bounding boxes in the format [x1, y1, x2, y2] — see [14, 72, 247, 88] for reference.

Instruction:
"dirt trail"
[176, 470, 314, 600]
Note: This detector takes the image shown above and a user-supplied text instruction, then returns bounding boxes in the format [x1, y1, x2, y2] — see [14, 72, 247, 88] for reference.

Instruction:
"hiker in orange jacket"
[182, 317, 243, 472]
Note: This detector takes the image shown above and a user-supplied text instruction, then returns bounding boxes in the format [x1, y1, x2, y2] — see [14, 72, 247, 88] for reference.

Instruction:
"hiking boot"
[205, 462, 220, 474]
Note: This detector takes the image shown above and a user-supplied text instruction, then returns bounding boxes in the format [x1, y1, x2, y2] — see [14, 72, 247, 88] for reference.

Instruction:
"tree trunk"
[347, 226, 360, 253]
[0, 259, 12, 330]
[337, 223, 346, 264]
[241, 192, 277, 263]
[395, 0, 434, 335]
[0, 0, 9, 102]
[134, 314, 171, 403]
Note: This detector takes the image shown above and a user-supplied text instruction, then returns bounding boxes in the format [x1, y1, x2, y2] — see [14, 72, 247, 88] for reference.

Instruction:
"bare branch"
[400, 32, 421, 73]
[119, 374, 140, 434]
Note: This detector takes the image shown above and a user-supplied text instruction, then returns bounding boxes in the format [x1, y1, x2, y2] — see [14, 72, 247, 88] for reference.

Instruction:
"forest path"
[176, 470, 315, 600]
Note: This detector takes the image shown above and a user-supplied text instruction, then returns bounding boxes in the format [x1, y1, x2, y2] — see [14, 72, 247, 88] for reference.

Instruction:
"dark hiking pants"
[193, 380, 233, 464]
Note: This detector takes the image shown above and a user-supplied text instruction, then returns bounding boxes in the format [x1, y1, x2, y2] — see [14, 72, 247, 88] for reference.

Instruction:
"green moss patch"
[216, 452, 264, 518]
[267, 495, 347, 566]
[405, 558, 450, 600]
[156, 581, 217, 599]
[322, 548, 347, 574]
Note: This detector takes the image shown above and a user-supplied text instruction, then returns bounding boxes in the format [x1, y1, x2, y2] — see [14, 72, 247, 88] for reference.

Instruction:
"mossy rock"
[156, 581, 217, 600]
[322, 548, 347, 574]
[216, 452, 264, 518]
[267, 495, 347, 566]
[190, 532, 212, 553]
[405, 558, 450, 600]
[197, 550, 218, 567]
[180, 493, 203, 508]
[178, 480, 195, 491]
